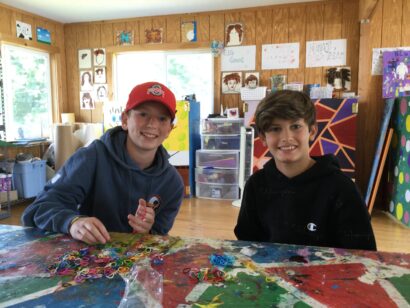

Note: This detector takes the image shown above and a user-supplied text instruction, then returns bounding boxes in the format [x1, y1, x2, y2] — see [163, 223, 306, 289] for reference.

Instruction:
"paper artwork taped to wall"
[145, 28, 163, 44]
[78, 49, 92, 69]
[225, 23, 243, 47]
[16, 21, 32, 40]
[80, 91, 95, 110]
[93, 48, 106, 66]
[36, 27, 51, 44]
[103, 101, 123, 131]
[382, 50, 410, 98]
[271, 74, 286, 92]
[116, 31, 134, 46]
[244, 72, 259, 89]
[222, 72, 241, 94]
[94, 67, 106, 84]
[94, 84, 108, 102]
[181, 21, 197, 42]
[80, 70, 93, 91]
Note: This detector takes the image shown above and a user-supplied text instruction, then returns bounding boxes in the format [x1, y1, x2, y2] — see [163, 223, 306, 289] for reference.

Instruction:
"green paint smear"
[195, 272, 311, 307]
[388, 274, 410, 303]
[0, 276, 67, 303]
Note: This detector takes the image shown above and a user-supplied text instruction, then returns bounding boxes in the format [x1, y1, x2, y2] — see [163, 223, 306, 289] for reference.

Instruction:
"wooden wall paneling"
[271, 7, 289, 88]
[10, 11, 22, 37]
[304, 4, 324, 85]
[139, 19, 152, 44]
[126, 21, 139, 45]
[342, 0, 360, 93]
[240, 11, 255, 46]
[166, 16, 180, 44]
[256, 10, 272, 90]
[210, 13, 224, 114]
[381, 0, 402, 47]
[88, 23, 101, 47]
[288, 5, 307, 83]
[54, 24, 67, 114]
[153, 17, 166, 43]
[100, 22, 113, 46]
[0, 6, 11, 34]
[223, 12, 241, 111]
[357, 0, 383, 193]
[76, 24, 92, 122]
[322, 1, 342, 86]
[64, 25, 78, 116]
[402, 0, 410, 45]
[196, 15, 210, 42]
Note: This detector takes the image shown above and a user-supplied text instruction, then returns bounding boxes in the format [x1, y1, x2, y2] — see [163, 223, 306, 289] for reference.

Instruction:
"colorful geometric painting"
[252, 98, 358, 178]
[387, 96, 410, 227]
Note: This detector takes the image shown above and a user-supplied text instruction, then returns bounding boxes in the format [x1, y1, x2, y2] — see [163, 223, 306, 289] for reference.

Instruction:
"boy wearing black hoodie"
[234, 90, 376, 250]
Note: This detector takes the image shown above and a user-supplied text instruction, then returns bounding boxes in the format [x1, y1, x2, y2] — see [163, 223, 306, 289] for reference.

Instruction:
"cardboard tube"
[54, 124, 81, 171]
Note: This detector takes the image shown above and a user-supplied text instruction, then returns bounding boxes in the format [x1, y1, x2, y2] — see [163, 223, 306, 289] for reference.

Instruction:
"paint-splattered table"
[1, 225, 409, 307]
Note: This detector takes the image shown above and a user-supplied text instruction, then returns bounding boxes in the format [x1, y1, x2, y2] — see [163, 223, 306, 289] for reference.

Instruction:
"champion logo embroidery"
[147, 84, 165, 97]
[307, 223, 317, 232]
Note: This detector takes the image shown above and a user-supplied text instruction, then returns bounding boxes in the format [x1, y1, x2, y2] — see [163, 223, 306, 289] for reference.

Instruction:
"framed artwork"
[145, 28, 163, 43]
[16, 21, 32, 40]
[94, 67, 106, 84]
[36, 27, 51, 44]
[244, 72, 259, 89]
[227, 108, 239, 118]
[80, 70, 93, 91]
[94, 84, 108, 102]
[80, 91, 95, 110]
[222, 72, 241, 94]
[93, 48, 106, 66]
[181, 21, 197, 42]
[225, 23, 243, 47]
[116, 31, 134, 46]
[78, 49, 92, 69]
[271, 74, 287, 92]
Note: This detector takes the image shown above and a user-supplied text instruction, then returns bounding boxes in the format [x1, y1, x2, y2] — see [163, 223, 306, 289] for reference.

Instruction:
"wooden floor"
[1, 198, 409, 254]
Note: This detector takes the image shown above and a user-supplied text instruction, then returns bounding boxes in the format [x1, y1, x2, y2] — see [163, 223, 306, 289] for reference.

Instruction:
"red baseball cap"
[124, 82, 176, 120]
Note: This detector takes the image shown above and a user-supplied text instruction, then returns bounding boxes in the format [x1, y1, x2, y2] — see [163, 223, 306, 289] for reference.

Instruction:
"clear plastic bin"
[201, 118, 243, 135]
[195, 168, 239, 184]
[201, 134, 240, 150]
[196, 150, 239, 169]
[196, 182, 239, 200]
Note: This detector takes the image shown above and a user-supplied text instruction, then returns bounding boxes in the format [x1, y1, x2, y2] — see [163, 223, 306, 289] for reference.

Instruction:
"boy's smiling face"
[260, 117, 317, 175]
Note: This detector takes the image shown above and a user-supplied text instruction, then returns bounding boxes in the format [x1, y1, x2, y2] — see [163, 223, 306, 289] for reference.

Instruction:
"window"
[1, 44, 52, 141]
[115, 50, 213, 119]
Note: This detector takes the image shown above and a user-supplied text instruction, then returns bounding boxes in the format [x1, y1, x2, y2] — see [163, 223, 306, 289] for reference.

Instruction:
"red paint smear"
[267, 263, 398, 306]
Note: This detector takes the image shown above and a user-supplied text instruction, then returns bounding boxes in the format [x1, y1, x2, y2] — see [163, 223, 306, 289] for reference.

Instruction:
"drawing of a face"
[227, 79, 237, 90]
[248, 80, 257, 88]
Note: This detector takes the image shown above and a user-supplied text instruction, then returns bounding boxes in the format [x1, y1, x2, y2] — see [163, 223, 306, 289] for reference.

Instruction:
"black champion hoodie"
[235, 154, 376, 251]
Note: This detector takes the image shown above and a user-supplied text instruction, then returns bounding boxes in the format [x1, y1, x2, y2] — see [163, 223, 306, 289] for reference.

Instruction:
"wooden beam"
[359, 0, 379, 21]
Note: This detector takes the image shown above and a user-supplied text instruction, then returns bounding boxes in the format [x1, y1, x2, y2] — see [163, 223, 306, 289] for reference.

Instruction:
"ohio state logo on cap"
[147, 84, 165, 97]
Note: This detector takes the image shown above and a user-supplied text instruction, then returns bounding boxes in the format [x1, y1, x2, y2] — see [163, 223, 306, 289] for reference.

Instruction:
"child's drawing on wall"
[222, 72, 241, 94]
[145, 28, 163, 43]
[244, 72, 259, 89]
[93, 48, 106, 66]
[80, 92, 95, 110]
[225, 23, 243, 46]
[80, 71, 93, 91]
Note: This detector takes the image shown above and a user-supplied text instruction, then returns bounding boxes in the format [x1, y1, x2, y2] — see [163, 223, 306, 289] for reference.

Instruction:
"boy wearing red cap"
[22, 82, 184, 244]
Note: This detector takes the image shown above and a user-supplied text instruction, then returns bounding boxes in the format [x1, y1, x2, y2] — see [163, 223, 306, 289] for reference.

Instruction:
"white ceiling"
[0, 0, 321, 24]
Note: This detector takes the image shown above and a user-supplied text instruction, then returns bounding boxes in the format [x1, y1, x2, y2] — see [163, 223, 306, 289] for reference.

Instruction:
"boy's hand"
[128, 198, 155, 234]
[69, 217, 111, 244]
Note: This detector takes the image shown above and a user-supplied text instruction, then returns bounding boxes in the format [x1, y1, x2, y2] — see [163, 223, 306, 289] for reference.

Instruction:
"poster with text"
[221, 46, 256, 72]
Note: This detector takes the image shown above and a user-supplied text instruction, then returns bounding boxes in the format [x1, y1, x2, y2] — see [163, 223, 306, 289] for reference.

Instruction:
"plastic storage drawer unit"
[196, 150, 239, 169]
[13, 160, 47, 198]
[201, 134, 240, 150]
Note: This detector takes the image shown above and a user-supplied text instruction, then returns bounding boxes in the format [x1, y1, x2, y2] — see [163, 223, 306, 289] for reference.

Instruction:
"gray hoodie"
[21, 126, 184, 235]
